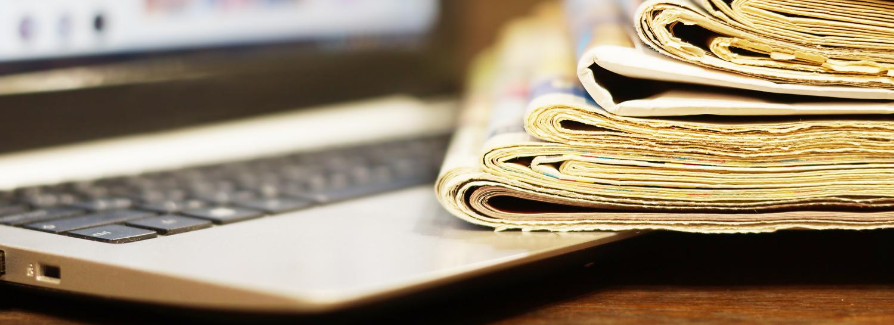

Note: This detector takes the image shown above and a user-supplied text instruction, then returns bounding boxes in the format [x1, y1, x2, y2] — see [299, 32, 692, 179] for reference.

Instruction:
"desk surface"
[3, 230, 894, 325]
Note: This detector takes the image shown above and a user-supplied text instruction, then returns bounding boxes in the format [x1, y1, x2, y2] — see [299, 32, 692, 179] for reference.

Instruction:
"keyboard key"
[0, 203, 28, 216]
[303, 175, 329, 192]
[188, 180, 235, 194]
[181, 206, 264, 225]
[191, 190, 256, 205]
[21, 193, 78, 208]
[253, 183, 283, 198]
[286, 176, 423, 204]
[126, 215, 212, 235]
[322, 178, 421, 202]
[25, 209, 155, 234]
[137, 199, 206, 214]
[234, 197, 314, 214]
[67, 225, 157, 244]
[0, 207, 85, 226]
[72, 186, 111, 199]
[327, 172, 351, 190]
[14, 186, 47, 198]
[0, 190, 14, 201]
[132, 189, 186, 202]
[71, 197, 133, 211]
[131, 174, 181, 190]
[281, 166, 323, 182]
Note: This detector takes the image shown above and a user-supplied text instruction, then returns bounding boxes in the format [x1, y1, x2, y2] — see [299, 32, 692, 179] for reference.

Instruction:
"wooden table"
[3, 229, 894, 325]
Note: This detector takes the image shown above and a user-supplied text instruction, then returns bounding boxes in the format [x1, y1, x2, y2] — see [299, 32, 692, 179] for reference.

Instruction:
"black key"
[120, 176, 160, 189]
[0, 190, 15, 202]
[126, 215, 212, 235]
[253, 183, 283, 198]
[236, 179, 282, 197]
[181, 206, 264, 225]
[233, 197, 314, 214]
[61, 180, 97, 193]
[71, 197, 133, 211]
[304, 175, 329, 192]
[137, 199, 206, 214]
[390, 157, 427, 180]
[322, 178, 421, 202]
[281, 187, 327, 204]
[0, 203, 28, 216]
[132, 175, 181, 190]
[281, 166, 324, 182]
[191, 190, 256, 205]
[73, 186, 111, 199]
[14, 186, 46, 198]
[367, 165, 395, 184]
[67, 225, 157, 244]
[188, 180, 235, 194]
[327, 172, 351, 190]
[25, 209, 155, 234]
[347, 166, 375, 185]
[286, 175, 422, 204]
[21, 192, 78, 208]
[0, 207, 85, 226]
[131, 189, 186, 202]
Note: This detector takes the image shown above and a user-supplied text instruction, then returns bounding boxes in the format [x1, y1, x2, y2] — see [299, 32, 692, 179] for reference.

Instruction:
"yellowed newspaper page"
[436, 6, 894, 233]
[572, 0, 894, 106]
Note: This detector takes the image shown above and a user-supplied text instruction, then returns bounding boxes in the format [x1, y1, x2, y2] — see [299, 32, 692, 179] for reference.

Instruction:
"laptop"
[0, 0, 635, 314]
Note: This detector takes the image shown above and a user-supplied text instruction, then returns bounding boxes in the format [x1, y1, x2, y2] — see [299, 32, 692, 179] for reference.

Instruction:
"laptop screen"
[0, 0, 448, 154]
[0, 0, 439, 73]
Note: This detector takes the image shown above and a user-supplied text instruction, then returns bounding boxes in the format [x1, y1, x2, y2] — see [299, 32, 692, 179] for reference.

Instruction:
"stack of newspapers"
[435, 0, 894, 233]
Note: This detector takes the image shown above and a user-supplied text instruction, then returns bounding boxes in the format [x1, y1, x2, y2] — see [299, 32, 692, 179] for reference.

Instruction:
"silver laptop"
[0, 0, 634, 313]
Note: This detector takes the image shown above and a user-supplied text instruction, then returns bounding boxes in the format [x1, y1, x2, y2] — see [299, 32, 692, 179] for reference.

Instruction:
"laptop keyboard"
[0, 135, 449, 244]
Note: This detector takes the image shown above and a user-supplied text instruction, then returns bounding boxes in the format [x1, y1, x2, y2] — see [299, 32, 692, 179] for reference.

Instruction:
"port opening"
[0, 250, 5, 276]
[37, 264, 61, 284]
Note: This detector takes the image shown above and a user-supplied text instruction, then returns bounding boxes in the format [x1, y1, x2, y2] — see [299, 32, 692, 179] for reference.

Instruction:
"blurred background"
[0, 0, 544, 154]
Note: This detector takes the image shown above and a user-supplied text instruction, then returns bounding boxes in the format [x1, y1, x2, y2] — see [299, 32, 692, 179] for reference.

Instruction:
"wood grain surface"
[3, 229, 894, 325]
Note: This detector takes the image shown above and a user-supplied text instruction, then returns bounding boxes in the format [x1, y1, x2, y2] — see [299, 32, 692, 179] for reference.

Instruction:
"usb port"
[0, 250, 5, 276]
[37, 264, 61, 284]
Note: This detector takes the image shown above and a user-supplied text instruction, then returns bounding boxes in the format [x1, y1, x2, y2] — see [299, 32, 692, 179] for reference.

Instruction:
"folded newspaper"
[571, 0, 894, 116]
[435, 7, 894, 233]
